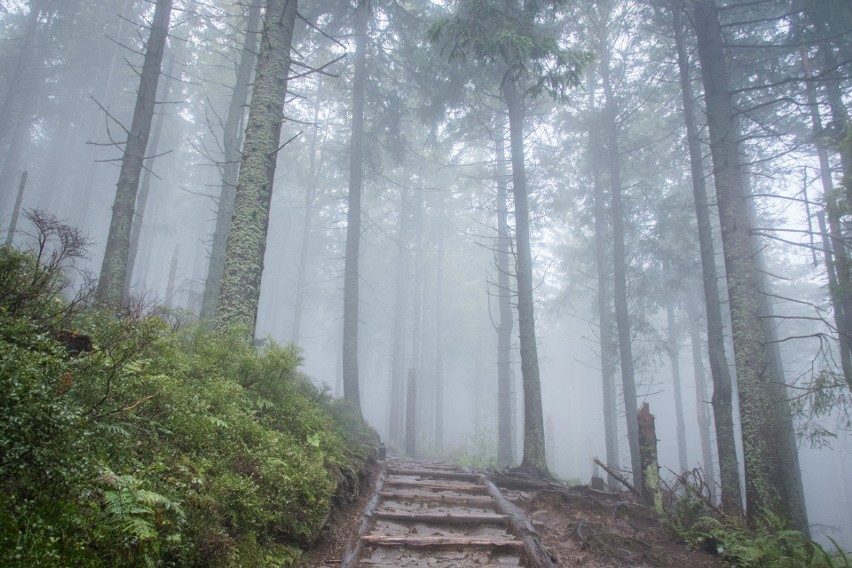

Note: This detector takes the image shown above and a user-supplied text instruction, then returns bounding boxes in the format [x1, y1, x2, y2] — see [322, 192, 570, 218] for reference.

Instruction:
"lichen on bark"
[214, 0, 298, 335]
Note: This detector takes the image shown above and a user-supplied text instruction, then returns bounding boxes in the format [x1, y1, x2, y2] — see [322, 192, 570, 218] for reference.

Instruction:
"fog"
[1, 0, 851, 552]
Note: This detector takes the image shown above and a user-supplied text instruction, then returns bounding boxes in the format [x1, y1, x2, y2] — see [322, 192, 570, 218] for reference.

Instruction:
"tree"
[200, 1, 261, 320]
[692, 0, 798, 524]
[96, 0, 173, 305]
[214, 0, 299, 332]
[431, 0, 589, 476]
[341, 0, 370, 415]
[670, 0, 742, 512]
[592, 0, 642, 490]
[494, 126, 515, 467]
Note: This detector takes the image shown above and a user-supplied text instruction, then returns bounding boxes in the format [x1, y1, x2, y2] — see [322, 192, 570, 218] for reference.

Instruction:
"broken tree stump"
[637, 402, 663, 513]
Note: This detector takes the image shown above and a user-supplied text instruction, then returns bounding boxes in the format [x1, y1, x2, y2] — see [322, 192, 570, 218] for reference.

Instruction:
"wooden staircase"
[340, 459, 555, 567]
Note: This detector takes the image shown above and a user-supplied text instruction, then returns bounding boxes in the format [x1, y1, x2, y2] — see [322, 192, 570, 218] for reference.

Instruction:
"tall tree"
[96, 0, 173, 305]
[215, 0, 298, 332]
[594, 1, 642, 489]
[670, 0, 742, 512]
[693, 0, 796, 524]
[125, 52, 175, 297]
[587, 76, 620, 488]
[494, 127, 515, 467]
[341, 0, 369, 415]
[200, 1, 261, 320]
[431, 0, 589, 476]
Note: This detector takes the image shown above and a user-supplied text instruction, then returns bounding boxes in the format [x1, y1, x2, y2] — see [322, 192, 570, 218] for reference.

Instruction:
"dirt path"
[298, 458, 723, 567]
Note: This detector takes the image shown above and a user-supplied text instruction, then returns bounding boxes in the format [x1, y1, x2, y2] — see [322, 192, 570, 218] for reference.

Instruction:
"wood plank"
[361, 535, 523, 550]
[386, 467, 481, 481]
[384, 479, 486, 492]
[374, 510, 509, 525]
[378, 490, 495, 506]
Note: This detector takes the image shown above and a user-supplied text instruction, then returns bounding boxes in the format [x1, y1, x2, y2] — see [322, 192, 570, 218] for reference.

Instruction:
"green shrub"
[0, 233, 378, 567]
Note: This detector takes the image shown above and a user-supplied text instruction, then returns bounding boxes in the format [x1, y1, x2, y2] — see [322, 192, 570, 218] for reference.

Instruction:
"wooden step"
[374, 510, 509, 525]
[361, 535, 524, 550]
[378, 490, 496, 506]
[384, 479, 487, 492]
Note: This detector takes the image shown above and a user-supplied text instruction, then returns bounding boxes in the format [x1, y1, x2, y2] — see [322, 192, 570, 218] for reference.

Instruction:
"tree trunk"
[405, 368, 417, 458]
[5, 171, 27, 246]
[96, 0, 173, 306]
[200, 1, 261, 320]
[215, 0, 298, 332]
[686, 283, 717, 502]
[671, 0, 742, 512]
[342, 0, 369, 415]
[495, 129, 515, 467]
[291, 79, 324, 342]
[125, 53, 175, 297]
[666, 298, 688, 473]
[389, 189, 411, 451]
[434, 226, 445, 450]
[800, 48, 852, 388]
[637, 403, 663, 513]
[164, 244, 180, 307]
[502, 79, 548, 477]
[599, 39, 641, 490]
[588, 76, 620, 489]
[693, 0, 789, 523]
[0, 0, 45, 147]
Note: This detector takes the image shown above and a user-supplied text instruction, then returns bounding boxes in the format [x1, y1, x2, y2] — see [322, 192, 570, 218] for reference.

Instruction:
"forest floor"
[295, 458, 723, 567]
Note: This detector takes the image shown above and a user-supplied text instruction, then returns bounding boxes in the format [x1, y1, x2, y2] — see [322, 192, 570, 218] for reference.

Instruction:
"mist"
[1, 0, 851, 553]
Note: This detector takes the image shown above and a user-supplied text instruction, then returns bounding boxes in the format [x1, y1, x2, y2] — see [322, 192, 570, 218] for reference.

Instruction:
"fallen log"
[340, 466, 387, 568]
[481, 476, 557, 568]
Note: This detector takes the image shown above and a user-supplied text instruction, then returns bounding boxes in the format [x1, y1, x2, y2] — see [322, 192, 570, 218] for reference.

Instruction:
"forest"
[1, 0, 851, 565]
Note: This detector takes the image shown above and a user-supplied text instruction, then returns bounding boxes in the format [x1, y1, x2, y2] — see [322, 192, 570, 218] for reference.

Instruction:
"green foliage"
[666, 496, 850, 567]
[428, 0, 592, 100]
[0, 238, 378, 566]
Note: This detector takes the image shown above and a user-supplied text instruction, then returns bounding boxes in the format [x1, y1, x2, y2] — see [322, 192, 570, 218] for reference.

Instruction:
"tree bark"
[666, 298, 688, 473]
[495, 128, 515, 467]
[125, 53, 175, 297]
[588, 76, 620, 489]
[405, 368, 417, 457]
[502, 79, 548, 477]
[434, 226, 445, 450]
[599, 36, 641, 490]
[342, 0, 369, 414]
[671, 0, 742, 512]
[800, 48, 852, 388]
[637, 403, 663, 513]
[291, 79, 324, 342]
[96, 0, 173, 306]
[685, 283, 717, 502]
[201, 1, 262, 320]
[215, 0, 298, 332]
[693, 0, 789, 523]
[389, 189, 411, 450]
[5, 171, 27, 246]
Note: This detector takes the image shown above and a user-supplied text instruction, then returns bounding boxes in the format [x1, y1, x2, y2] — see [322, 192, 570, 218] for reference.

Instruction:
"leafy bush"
[665, 493, 850, 567]
[0, 223, 378, 567]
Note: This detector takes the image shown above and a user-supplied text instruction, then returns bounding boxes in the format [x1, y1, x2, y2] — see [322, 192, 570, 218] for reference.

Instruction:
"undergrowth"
[0, 213, 378, 567]
[665, 486, 850, 567]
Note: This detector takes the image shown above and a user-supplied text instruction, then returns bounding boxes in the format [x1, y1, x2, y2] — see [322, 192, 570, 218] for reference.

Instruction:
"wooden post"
[5, 170, 27, 246]
[637, 402, 663, 513]
[405, 368, 416, 457]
